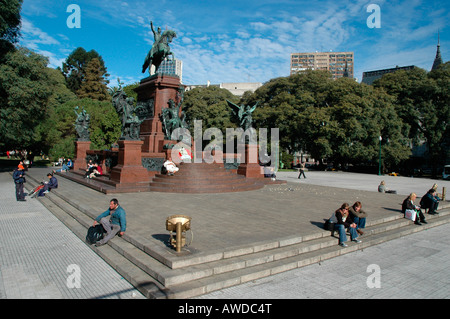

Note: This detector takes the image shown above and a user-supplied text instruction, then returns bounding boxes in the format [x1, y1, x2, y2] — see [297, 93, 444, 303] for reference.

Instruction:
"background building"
[152, 58, 183, 82]
[185, 82, 262, 96]
[361, 65, 416, 85]
[290, 51, 354, 79]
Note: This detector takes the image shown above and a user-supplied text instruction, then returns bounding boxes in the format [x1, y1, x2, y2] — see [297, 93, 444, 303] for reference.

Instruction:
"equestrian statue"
[142, 21, 177, 74]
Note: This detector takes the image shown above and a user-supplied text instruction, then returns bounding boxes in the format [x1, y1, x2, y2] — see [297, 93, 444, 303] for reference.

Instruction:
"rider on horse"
[142, 21, 177, 74]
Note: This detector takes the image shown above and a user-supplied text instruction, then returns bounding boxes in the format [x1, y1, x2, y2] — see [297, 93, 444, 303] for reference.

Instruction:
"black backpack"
[86, 225, 106, 244]
[324, 219, 335, 231]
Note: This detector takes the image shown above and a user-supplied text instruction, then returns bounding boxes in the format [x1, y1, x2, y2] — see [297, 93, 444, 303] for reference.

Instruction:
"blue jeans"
[334, 224, 358, 243]
[55, 164, 72, 172]
[352, 217, 366, 230]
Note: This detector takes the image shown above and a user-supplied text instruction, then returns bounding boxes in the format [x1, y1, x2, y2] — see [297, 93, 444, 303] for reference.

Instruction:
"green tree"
[34, 68, 78, 158]
[77, 58, 110, 101]
[0, 47, 53, 151]
[61, 47, 109, 96]
[53, 98, 121, 153]
[0, 0, 22, 59]
[241, 70, 410, 171]
[183, 86, 239, 147]
[375, 65, 450, 175]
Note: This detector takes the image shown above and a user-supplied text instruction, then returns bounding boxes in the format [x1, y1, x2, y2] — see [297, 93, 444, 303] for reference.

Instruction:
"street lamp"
[378, 136, 382, 176]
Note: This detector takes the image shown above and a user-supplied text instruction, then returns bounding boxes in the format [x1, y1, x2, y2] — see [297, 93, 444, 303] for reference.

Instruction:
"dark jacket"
[48, 176, 58, 189]
[13, 169, 25, 184]
[349, 206, 367, 219]
[402, 197, 417, 214]
[420, 192, 438, 209]
[335, 210, 353, 228]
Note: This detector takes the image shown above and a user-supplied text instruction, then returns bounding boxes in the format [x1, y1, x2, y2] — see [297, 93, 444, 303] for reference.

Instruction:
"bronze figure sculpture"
[142, 21, 177, 74]
[74, 106, 90, 141]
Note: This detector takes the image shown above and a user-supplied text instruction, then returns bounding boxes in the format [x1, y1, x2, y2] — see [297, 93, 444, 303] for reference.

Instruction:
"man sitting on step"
[93, 198, 127, 247]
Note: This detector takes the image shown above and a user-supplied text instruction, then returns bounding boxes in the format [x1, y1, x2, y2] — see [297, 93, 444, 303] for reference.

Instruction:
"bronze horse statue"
[142, 29, 177, 74]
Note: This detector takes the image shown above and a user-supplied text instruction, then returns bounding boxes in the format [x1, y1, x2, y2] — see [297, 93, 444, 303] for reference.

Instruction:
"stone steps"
[23, 173, 450, 298]
[54, 170, 150, 194]
[149, 162, 265, 193]
[55, 162, 270, 194]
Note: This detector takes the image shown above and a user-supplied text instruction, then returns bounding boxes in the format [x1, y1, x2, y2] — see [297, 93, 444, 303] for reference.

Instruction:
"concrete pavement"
[198, 222, 450, 299]
[0, 168, 448, 299]
[0, 172, 145, 299]
[196, 171, 450, 299]
[275, 170, 449, 196]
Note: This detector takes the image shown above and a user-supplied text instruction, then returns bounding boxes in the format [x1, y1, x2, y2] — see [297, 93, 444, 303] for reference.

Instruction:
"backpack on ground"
[86, 225, 106, 244]
[324, 219, 335, 231]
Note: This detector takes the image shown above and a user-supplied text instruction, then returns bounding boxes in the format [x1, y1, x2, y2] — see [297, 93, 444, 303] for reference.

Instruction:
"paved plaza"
[198, 170, 450, 299]
[198, 222, 450, 299]
[0, 172, 145, 299]
[0, 168, 448, 299]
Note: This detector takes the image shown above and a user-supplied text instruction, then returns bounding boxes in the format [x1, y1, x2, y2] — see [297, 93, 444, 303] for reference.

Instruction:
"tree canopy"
[77, 58, 110, 101]
[374, 63, 450, 174]
[0, 47, 53, 151]
[183, 86, 239, 147]
[61, 47, 109, 97]
[0, 0, 22, 58]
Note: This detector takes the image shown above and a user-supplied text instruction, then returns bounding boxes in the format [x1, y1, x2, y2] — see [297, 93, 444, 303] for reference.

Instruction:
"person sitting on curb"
[378, 181, 397, 194]
[84, 159, 96, 178]
[53, 158, 73, 173]
[420, 189, 440, 215]
[38, 173, 58, 197]
[92, 198, 126, 247]
[348, 201, 368, 236]
[164, 159, 179, 176]
[402, 193, 427, 225]
[88, 163, 103, 179]
[329, 203, 361, 247]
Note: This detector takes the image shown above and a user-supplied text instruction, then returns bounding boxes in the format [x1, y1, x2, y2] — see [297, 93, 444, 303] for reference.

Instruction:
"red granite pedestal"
[73, 141, 91, 171]
[237, 144, 264, 178]
[135, 74, 183, 154]
[109, 139, 150, 191]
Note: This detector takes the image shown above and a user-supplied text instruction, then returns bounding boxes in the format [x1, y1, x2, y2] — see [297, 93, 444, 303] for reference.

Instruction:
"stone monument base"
[109, 139, 150, 191]
[237, 144, 264, 179]
[73, 140, 91, 171]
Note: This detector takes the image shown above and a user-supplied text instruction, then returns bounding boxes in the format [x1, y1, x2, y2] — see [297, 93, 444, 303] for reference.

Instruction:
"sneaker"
[339, 243, 348, 247]
[43, 190, 49, 194]
[353, 239, 362, 243]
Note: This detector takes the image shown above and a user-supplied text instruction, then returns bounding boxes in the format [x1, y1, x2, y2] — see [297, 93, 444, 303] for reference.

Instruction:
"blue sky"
[19, 0, 448, 86]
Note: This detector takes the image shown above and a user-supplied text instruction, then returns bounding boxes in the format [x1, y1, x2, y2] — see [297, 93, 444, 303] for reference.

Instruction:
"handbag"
[324, 219, 335, 231]
[405, 209, 417, 221]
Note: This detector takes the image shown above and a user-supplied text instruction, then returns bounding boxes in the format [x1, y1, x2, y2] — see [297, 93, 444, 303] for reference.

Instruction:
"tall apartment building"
[152, 58, 183, 82]
[290, 51, 354, 79]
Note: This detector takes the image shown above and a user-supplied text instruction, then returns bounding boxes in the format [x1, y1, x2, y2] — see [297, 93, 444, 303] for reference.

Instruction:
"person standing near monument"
[13, 164, 26, 201]
[297, 162, 306, 179]
[93, 199, 127, 246]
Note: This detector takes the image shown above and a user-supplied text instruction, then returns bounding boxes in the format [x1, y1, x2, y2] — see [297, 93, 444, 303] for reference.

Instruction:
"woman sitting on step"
[329, 203, 361, 247]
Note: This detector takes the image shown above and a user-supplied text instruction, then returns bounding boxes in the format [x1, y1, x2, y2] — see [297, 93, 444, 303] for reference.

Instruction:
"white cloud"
[20, 18, 60, 49]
